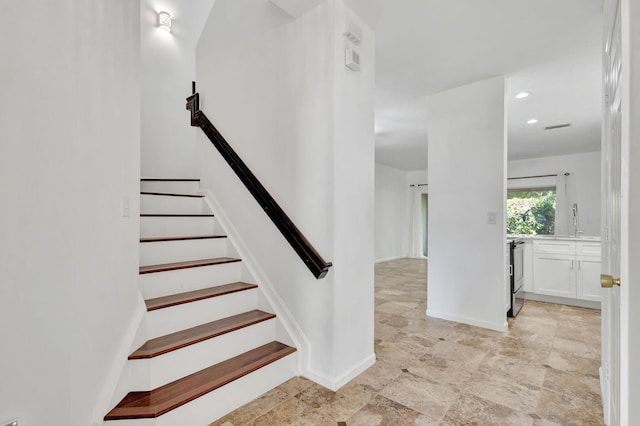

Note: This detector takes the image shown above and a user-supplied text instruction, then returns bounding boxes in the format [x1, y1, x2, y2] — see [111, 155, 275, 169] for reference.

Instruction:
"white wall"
[332, 1, 376, 378]
[406, 169, 428, 186]
[375, 164, 409, 261]
[196, 0, 375, 389]
[426, 76, 507, 332]
[0, 2, 140, 425]
[140, 0, 215, 178]
[508, 151, 601, 236]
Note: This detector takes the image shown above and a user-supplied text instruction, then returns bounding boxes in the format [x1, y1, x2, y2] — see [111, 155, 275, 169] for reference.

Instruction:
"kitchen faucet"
[572, 203, 584, 237]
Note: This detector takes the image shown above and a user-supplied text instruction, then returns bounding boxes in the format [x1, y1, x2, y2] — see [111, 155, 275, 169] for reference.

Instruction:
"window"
[507, 187, 556, 235]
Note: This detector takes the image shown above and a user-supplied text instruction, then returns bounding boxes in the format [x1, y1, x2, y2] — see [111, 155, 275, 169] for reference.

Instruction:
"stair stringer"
[199, 188, 310, 375]
[92, 294, 147, 426]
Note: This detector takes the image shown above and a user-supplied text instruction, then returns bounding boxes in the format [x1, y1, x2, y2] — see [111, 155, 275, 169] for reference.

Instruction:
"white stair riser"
[140, 181, 201, 193]
[145, 289, 258, 339]
[157, 353, 297, 426]
[129, 319, 276, 390]
[139, 238, 228, 267]
[104, 353, 296, 426]
[140, 216, 215, 239]
[140, 262, 242, 299]
[140, 194, 208, 215]
[104, 419, 154, 426]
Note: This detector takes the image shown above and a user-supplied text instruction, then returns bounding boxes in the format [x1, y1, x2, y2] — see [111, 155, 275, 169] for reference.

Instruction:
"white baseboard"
[303, 353, 376, 391]
[599, 365, 610, 425]
[93, 295, 147, 424]
[426, 309, 507, 332]
[522, 292, 601, 310]
[199, 189, 309, 374]
[199, 189, 376, 393]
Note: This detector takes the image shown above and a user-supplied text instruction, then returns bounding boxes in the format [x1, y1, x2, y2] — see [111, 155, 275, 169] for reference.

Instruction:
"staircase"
[104, 178, 297, 425]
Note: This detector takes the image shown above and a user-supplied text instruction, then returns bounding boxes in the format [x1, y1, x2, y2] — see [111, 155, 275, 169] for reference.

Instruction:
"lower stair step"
[129, 310, 276, 359]
[145, 282, 257, 311]
[139, 257, 241, 275]
[105, 341, 296, 420]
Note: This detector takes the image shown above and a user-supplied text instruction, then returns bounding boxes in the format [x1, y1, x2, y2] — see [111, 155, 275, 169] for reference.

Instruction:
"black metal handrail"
[186, 91, 332, 279]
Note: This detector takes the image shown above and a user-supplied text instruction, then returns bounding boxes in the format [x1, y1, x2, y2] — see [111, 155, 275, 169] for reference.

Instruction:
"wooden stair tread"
[105, 341, 296, 420]
[141, 178, 200, 182]
[140, 213, 214, 217]
[140, 235, 226, 243]
[145, 282, 257, 311]
[129, 310, 275, 359]
[139, 257, 241, 274]
[141, 191, 204, 198]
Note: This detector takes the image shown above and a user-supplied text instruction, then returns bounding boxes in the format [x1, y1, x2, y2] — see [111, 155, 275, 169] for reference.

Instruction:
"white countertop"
[507, 234, 601, 242]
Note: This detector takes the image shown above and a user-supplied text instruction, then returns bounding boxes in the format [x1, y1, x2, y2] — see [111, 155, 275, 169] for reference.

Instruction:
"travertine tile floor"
[211, 258, 604, 425]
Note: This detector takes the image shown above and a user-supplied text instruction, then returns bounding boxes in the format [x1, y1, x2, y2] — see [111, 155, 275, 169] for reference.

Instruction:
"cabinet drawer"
[534, 240, 575, 255]
[577, 241, 601, 257]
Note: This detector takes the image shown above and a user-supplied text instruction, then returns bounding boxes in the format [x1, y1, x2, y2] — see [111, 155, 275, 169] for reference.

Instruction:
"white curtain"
[408, 186, 424, 258]
[555, 172, 569, 235]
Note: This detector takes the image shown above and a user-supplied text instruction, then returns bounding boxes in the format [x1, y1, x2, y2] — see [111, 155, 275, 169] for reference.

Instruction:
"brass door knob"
[601, 274, 621, 288]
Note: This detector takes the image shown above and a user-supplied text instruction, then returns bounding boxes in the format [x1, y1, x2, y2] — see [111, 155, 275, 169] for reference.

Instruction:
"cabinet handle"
[578, 260, 581, 271]
[571, 259, 574, 270]
[509, 265, 513, 276]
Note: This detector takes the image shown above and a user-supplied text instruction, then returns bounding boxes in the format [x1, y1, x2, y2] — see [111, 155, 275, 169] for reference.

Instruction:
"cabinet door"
[577, 256, 603, 302]
[533, 254, 576, 298]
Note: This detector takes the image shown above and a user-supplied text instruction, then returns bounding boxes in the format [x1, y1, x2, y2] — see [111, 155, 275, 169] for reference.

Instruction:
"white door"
[601, 0, 622, 423]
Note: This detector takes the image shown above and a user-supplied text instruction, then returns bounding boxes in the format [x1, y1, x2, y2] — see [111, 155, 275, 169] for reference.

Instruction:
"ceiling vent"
[544, 123, 572, 131]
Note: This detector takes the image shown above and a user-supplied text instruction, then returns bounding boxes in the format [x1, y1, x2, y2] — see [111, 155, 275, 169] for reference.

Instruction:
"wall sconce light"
[158, 11, 172, 32]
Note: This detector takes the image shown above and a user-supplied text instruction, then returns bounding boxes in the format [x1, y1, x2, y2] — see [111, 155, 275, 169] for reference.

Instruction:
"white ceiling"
[345, 0, 604, 170]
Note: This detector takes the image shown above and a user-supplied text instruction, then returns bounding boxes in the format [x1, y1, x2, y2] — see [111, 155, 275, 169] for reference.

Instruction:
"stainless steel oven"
[508, 239, 525, 317]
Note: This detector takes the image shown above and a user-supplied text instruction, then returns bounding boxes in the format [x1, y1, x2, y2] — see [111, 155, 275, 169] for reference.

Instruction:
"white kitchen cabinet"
[533, 253, 576, 297]
[532, 239, 602, 302]
[577, 257, 603, 301]
[576, 241, 602, 302]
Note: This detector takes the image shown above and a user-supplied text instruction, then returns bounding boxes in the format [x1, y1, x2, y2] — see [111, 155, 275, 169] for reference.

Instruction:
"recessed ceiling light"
[527, 119, 538, 124]
[515, 92, 530, 99]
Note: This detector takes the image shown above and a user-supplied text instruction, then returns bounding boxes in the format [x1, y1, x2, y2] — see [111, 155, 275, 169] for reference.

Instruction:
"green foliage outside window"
[507, 188, 556, 235]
